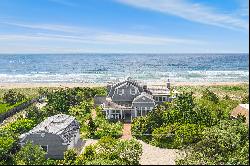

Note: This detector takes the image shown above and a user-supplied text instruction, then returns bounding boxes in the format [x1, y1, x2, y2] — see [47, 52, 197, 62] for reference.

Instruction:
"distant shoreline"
[0, 82, 248, 89]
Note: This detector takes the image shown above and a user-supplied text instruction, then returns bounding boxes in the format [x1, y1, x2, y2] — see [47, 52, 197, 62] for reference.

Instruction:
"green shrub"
[3, 90, 26, 105]
[14, 141, 47, 165]
[76, 137, 142, 165]
[151, 123, 204, 149]
[62, 149, 77, 165]
[92, 117, 123, 139]
[201, 89, 219, 104]
[176, 120, 249, 165]
[0, 135, 17, 165]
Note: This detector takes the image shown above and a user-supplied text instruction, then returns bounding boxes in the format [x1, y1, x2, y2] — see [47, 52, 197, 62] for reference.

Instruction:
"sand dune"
[0, 82, 248, 89]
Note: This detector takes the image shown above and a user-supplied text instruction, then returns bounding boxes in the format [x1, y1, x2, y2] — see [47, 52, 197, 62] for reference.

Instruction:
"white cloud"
[1, 22, 92, 34]
[0, 22, 201, 45]
[116, 0, 249, 30]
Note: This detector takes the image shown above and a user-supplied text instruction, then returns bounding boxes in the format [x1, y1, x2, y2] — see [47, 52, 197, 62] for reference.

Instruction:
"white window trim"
[117, 89, 124, 95]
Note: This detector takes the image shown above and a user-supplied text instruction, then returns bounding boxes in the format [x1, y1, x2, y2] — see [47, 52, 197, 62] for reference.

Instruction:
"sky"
[0, 0, 249, 53]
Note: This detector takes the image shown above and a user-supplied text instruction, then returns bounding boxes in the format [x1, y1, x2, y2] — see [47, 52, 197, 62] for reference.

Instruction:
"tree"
[88, 117, 97, 137]
[201, 89, 219, 104]
[14, 142, 46, 165]
[174, 92, 196, 124]
[46, 88, 83, 112]
[3, 90, 26, 105]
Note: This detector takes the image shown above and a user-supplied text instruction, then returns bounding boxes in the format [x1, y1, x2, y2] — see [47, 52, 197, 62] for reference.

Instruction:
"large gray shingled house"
[19, 114, 81, 159]
[94, 77, 178, 122]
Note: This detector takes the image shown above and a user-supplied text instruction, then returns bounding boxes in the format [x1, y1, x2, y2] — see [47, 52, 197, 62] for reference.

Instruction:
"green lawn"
[0, 100, 26, 115]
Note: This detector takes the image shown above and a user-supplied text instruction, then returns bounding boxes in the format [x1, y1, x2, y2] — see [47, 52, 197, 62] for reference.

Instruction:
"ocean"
[0, 53, 248, 83]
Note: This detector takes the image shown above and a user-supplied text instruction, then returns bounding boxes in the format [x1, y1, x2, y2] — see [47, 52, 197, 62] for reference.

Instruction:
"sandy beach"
[0, 82, 248, 89]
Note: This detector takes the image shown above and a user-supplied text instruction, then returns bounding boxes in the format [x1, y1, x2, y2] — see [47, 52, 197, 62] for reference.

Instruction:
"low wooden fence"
[0, 98, 38, 123]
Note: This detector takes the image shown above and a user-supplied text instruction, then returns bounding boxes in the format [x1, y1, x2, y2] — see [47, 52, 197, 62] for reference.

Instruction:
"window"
[162, 97, 166, 101]
[159, 97, 162, 102]
[41, 145, 48, 153]
[137, 108, 141, 116]
[155, 97, 159, 101]
[117, 89, 123, 95]
[130, 88, 136, 95]
[141, 107, 145, 116]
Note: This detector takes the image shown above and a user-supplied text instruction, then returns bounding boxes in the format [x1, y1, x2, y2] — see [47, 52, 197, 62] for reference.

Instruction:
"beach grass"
[175, 83, 249, 100]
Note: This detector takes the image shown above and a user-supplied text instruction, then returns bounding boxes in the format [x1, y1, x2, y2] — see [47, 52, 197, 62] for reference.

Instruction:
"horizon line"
[0, 52, 249, 55]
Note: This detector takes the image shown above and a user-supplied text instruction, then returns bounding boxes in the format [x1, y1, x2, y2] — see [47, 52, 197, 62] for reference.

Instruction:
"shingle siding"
[22, 133, 67, 159]
[112, 83, 141, 103]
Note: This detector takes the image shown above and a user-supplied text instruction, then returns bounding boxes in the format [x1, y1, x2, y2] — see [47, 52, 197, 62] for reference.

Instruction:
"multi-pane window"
[130, 88, 136, 95]
[117, 89, 123, 95]
[110, 110, 121, 119]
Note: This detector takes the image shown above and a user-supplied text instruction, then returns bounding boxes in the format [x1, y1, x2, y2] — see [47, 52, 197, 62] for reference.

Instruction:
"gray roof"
[20, 114, 80, 143]
[133, 92, 154, 102]
[147, 85, 171, 95]
[102, 98, 128, 109]
[94, 95, 107, 105]
[108, 79, 144, 97]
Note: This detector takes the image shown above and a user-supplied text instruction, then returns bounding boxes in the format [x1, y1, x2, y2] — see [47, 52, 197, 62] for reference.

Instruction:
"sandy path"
[80, 139, 98, 154]
[120, 123, 179, 165]
[138, 140, 179, 165]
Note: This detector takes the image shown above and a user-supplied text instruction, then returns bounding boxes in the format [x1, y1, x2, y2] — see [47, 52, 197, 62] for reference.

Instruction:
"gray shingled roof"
[20, 114, 80, 143]
[133, 92, 154, 101]
[108, 79, 145, 97]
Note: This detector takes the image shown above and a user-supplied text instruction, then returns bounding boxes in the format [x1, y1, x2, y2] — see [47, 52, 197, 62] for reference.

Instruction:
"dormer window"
[117, 89, 124, 95]
[130, 88, 136, 95]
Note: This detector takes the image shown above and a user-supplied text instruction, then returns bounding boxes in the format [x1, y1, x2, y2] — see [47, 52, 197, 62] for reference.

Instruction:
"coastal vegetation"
[0, 86, 125, 165]
[131, 86, 249, 165]
[0, 84, 248, 165]
[74, 136, 142, 165]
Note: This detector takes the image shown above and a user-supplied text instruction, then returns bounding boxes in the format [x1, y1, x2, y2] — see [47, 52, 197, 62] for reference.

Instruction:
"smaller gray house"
[19, 114, 81, 159]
